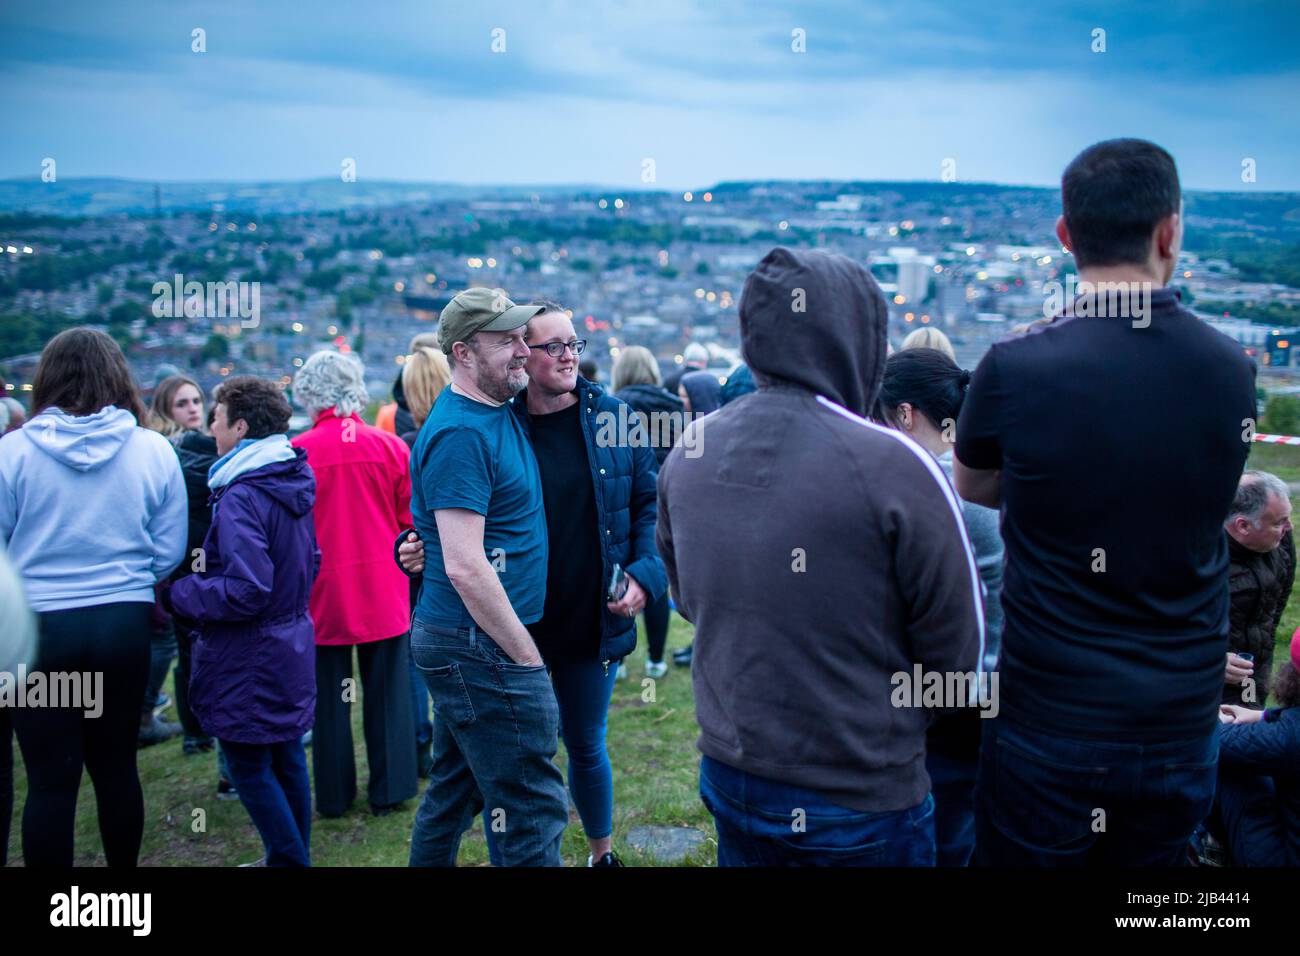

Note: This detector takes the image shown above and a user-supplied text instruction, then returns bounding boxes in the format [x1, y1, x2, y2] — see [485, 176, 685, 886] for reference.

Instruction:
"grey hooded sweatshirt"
[656, 247, 985, 812]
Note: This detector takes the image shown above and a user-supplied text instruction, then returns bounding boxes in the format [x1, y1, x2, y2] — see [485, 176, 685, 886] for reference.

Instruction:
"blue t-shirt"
[410, 388, 547, 628]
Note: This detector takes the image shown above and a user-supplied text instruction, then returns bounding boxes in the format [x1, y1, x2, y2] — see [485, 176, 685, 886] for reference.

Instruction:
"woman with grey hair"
[290, 351, 419, 817]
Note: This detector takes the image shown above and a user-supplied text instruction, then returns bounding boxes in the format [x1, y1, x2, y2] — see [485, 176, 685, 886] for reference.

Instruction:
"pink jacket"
[292, 410, 412, 645]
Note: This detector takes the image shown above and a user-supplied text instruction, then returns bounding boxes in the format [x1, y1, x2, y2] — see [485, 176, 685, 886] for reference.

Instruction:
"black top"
[526, 400, 602, 660]
[956, 287, 1257, 742]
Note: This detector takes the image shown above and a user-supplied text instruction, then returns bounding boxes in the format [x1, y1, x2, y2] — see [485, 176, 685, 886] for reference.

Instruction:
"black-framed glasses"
[528, 339, 587, 358]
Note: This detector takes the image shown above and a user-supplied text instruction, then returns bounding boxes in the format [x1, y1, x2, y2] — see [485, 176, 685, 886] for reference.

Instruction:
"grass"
[9, 439, 1300, 867]
[5, 615, 714, 867]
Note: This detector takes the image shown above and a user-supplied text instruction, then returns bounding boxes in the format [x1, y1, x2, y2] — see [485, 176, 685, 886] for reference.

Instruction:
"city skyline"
[2, 0, 1297, 191]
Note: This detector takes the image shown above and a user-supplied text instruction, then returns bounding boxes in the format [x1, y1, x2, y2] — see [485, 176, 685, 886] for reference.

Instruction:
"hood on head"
[22, 406, 138, 472]
[738, 247, 888, 418]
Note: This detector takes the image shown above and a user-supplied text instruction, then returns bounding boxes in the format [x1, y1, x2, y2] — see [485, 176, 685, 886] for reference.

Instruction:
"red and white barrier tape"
[1254, 433, 1300, 446]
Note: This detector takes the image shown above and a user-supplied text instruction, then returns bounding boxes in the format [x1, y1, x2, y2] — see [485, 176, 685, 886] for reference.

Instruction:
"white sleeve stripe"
[815, 394, 987, 676]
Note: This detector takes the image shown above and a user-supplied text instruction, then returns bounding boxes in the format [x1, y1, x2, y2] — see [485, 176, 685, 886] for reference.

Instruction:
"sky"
[1, 0, 1297, 190]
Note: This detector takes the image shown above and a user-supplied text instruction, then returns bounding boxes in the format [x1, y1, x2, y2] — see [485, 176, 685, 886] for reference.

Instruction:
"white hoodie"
[0, 405, 188, 613]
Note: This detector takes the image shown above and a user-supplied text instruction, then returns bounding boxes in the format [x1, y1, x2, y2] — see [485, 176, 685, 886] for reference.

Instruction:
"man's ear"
[1155, 212, 1180, 262]
[1054, 215, 1071, 253]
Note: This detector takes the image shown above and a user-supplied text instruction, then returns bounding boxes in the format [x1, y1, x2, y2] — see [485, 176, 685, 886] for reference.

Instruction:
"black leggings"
[11, 601, 151, 867]
[644, 592, 671, 663]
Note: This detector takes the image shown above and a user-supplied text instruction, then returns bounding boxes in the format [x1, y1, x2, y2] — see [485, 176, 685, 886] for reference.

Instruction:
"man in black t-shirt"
[954, 139, 1257, 866]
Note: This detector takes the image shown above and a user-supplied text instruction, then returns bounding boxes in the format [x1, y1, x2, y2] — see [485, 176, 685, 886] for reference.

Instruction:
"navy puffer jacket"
[511, 376, 667, 664]
[1218, 707, 1300, 866]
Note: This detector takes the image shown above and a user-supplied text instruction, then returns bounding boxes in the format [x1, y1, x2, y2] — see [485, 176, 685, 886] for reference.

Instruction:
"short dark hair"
[217, 376, 292, 439]
[1273, 661, 1300, 709]
[32, 327, 146, 422]
[1061, 138, 1181, 268]
[874, 347, 970, 432]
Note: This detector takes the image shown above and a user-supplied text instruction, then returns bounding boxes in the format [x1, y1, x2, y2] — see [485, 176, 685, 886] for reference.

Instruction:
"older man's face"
[1238, 492, 1293, 553]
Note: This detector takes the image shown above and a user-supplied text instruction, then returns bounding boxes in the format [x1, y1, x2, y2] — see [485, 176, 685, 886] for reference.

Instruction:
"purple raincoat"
[170, 449, 320, 744]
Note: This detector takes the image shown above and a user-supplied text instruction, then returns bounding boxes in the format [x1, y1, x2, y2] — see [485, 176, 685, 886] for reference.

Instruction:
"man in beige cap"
[406, 287, 570, 866]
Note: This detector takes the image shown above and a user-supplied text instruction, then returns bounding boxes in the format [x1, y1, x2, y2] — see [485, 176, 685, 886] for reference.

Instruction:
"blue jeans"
[485, 653, 619, 864]
[699, 755, 936, 866]
[974, 717, 1217, 866]
[408, 620, 568, 867]
[219, 738, 312, 867]
[409, 653, 432, 750]
[927, 749, 977, 867]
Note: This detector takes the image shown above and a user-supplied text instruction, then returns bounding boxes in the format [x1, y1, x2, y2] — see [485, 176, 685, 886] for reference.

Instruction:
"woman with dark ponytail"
[875, 346, 1004, 867]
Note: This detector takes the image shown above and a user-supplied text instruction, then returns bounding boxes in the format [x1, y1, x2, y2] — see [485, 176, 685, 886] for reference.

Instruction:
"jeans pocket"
[990, 737, 1108, 852]
[415, 659, 476, 728]
[770, 825, 889, 866]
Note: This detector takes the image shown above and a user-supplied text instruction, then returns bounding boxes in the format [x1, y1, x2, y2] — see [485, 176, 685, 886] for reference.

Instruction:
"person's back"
[955, 137, 1257, 867]
[658, 248, 984, 864]
[961, 305, 1253, 737]
[292, 410, 412, 643]
[0, 404, 187, 611]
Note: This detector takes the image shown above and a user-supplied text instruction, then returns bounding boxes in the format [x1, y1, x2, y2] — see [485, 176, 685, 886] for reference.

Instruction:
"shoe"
[616, 664, 628, 681]
[417, 745, 434, 779]
[371, 801, 403, 817]
[154, 691, 171, 712]
[588, 851, 624, 867]
[238, 856, 266, 867]
[645, 660, 667, 679]
[217, 777, 240, 801]
[672, 644, 693, 667]
[138, 715, 182, 748]
[183, 735, 215, 755]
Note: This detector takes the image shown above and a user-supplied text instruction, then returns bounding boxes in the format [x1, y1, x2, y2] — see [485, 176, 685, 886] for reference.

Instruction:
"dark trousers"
[1213, 771, 1290, 867]
[1, 706, 11, 867]
[974, 717, 1217, 866]
[173, 618, 208, 741]
[313, 636, 418, 816]
[643, 592, 671, 663]
[142, 616, 177, 719]
[221, 738, 313, 866]
[408, 620, 568, 867]
[699, 754, 936, 866]
[11, 602, 151, 867]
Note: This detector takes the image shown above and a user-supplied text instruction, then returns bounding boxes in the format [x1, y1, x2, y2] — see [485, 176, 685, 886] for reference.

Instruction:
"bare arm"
[435, 507, 542, 665]
[953, 457, 1001, 509]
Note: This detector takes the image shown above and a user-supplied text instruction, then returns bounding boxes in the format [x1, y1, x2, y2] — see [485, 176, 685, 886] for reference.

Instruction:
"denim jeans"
[218, 738, 313, 867]
[974, 717, 1218, 866]
[485, 652, 619, 864]
[409, 654, 432, 750]
[408, 619, 568, 867]
[927, 749, 977, 867]
[699, 755, 936, 866]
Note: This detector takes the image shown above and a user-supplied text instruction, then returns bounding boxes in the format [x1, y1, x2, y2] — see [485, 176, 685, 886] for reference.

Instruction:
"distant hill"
[0, 178, 605, 217]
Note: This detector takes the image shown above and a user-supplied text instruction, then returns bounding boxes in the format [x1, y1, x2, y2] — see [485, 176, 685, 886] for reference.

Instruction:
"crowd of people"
[0, 136, 1297, 868]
